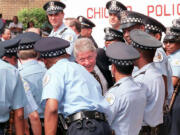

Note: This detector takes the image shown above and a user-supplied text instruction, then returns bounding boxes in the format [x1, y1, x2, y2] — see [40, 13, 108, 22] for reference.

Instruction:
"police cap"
[104, 27, 125, 42]
[77, 16, 95, 29]
[34, 37, 70, 58]
[18, 32, 41, 50]
[143, 16, 166, 34]
[106, 0, 127, 14]
[120, 11, 145, 30]
[106, 42, 139, 66]
[163, 26, 180, 43]
[0, 38, 20, 56]
[130, 29, 162, 50]
[43, 1, 66, 15]
[0, 43, 5, 58]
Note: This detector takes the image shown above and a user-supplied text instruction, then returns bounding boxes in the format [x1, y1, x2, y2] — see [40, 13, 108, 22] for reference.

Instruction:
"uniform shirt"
[19, 60, 47, 118]
[133, 62, 165, 127]
[24, 89, 38, 119]
[154, 47, 173, 104]
[167, 49, 180, 78]
[105, 77, 146, 135]
[41, 58, 109, 118]
[49, 23, 77, 57]
[0, 60, 27, 122]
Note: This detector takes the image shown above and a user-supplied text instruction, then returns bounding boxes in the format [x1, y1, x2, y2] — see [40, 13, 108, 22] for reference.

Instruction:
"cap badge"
[79, 17, 83, 23]
[49, 1, 55, 8]
[110, 0, 117, 9]
[120, 11, 128, 21]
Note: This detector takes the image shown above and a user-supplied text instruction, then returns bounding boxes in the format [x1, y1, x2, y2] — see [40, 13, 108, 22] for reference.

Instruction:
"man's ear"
[154, 33, 161, 41]
[139, 25, 145, 31]
[111, 64, 116, 77]
[2, 56, 6, 61]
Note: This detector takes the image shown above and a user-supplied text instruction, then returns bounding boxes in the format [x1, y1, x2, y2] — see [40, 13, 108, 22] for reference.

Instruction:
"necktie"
[91, 71, 103, 95]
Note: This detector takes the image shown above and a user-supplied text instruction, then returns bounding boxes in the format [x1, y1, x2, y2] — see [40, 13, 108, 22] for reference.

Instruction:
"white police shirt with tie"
[133, 62, 165, 127]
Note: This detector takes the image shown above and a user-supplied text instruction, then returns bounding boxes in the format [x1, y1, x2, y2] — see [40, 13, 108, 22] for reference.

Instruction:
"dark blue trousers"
[66, 119, 112, 135]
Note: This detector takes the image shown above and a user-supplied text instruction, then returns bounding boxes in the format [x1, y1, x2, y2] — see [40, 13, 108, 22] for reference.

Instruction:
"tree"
[18, 8, 47, 30]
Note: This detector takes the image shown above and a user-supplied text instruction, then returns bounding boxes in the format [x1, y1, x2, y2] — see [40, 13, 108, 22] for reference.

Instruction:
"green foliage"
[18, 8, 47, 29]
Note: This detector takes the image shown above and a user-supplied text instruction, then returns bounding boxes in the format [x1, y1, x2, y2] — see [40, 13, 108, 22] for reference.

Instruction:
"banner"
[63, 0, 180, 47]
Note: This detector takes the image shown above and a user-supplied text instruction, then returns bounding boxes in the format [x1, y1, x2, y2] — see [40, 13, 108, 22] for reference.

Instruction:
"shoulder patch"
[105, 93, 115, 105]
[171, 59, 180, 66]
[22, 80, 30, 92]
[64, 34, 74, 42]
[43, 74, 50, 87]
[153, 52, 163, 62]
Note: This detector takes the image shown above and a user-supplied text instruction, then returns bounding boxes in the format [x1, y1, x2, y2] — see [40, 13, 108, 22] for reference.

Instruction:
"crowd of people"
[0, 0, 180, 135]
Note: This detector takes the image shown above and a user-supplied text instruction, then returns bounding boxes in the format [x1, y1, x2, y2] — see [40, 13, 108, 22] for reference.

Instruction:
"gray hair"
[74, 38, 96, 58]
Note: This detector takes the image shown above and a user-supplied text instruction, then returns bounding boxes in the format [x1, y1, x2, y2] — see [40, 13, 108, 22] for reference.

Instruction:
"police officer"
[0, 33, 40, 135]
[104, 27, 125, 48]
[105, 42, 147, 135]
[119, 10, 146, 44]
[0, 20, 26, 135]
[106, 0, 127, 31]
[77, 16, 98, 48]
[143, 15, 173, 105]
[1, 37, 19, 66]
[34, 37, 112, 135]
[163, 24, 180, 135]
[130, 30, 165, 135]
[17, 32, 47, 135]
[43, 1, 77, 59]
[96, 27, 125, 88]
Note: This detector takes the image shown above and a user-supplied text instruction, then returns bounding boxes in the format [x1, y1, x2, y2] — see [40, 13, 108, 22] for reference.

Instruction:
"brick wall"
[0, 0, 51, 20]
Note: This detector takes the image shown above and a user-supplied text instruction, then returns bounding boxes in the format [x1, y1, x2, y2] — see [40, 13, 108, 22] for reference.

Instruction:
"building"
[0, 0, 50, 20]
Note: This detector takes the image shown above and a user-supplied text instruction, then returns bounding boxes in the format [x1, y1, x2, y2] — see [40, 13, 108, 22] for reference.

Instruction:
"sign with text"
[64, 0, 180, 47]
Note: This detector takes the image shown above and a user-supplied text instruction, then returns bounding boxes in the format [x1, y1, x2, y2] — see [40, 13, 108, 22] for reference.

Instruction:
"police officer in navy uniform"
[34, 37, 112, 135]
[163, 23, 180, 135]
[130, 30, 165, 135]
[0, 19, 26, 135]
[77, 16, 98, 48]
[105, 42, 147, 135]
[43, 1, 77, 60]
[106, 0, 127, 31]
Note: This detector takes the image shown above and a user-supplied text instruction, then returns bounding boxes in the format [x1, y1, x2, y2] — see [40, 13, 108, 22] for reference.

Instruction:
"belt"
[141, 126, 151, 133]
[140, 125, 161, 134]
[66, 111, 106, 124]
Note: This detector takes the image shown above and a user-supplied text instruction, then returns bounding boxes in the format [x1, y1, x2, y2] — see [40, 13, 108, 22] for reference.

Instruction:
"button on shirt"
[105, 77, 147, 135]
[167, 49, 180, 78]
[49, 23, 77, 57]
[133, 62, 165, 127]
[19, 60, 47, 118]
[41, 58, 109, 118]
[0, 60, 27, 122]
